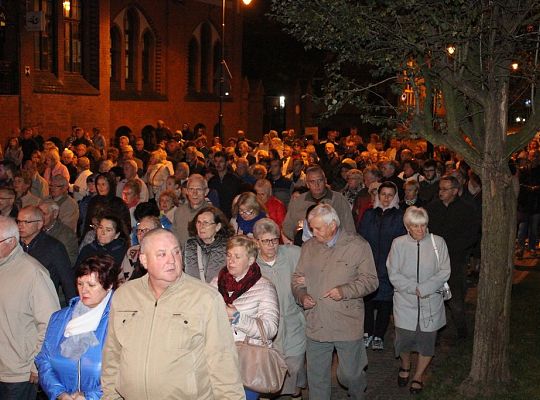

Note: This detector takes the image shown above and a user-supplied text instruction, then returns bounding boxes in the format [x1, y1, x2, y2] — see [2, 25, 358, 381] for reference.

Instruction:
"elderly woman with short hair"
[253, 218, 306, 399]
[387, 206, 451, 394]
[211, 235, 279, 400]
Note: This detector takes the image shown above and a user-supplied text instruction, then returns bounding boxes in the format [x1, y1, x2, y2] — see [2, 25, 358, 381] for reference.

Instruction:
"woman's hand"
[226, 304, 238, 322]
[71, 392, 86, 400]
[416, 288, 421, 297]
[57, 393, 74, 400]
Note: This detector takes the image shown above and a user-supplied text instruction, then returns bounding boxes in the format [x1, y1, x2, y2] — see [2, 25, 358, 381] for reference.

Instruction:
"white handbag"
[431, 234, 452, 301]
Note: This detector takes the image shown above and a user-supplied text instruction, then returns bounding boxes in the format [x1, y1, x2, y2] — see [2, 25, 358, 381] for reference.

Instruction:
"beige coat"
[292, 231, 378, 342]
[101, 273, 245, 400]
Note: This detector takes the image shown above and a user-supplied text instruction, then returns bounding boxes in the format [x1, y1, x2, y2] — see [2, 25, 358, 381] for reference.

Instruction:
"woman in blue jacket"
[36, 255, 119, 400]
[359, 181, 406, 351]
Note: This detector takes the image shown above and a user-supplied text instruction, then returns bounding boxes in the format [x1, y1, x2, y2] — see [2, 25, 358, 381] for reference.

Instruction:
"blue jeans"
[0, 381, 37, 400]
[306, 337, 367, 400]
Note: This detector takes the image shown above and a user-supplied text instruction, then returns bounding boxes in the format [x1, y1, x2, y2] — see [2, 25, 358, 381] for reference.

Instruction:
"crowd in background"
[0, 120, 539, 399]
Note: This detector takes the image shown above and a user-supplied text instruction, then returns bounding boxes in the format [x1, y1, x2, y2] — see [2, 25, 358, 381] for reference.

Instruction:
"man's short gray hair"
[39, 199, 60, 213]
[253, 218, 280, 239]
[0, 216, 19, 242]
[307, 203, 341, 227]
[187, 174, 208, 189]
[403, 206, 429, 226]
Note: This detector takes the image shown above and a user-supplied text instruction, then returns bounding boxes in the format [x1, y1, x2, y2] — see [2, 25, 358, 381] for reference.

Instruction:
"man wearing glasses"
[17, 206, 76, 304]
[0, 186, 18, 218]
[48, 175, 79, 233]
[0, 216, 59, 400]
[426, 175, 480, 340]
[173, 174, 211, 248]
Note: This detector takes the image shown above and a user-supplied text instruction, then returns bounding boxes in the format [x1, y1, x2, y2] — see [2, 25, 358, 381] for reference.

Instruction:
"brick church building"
[0, 0, 263, 143]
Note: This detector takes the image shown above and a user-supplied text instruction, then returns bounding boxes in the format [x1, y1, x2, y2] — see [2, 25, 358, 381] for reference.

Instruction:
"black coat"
[75, 237, 127, 270]
[426, 197, 480, 278]
[21, 231, 76, 301]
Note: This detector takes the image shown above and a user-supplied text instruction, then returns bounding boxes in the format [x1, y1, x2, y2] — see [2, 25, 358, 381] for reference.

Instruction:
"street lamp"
[218, 0, 251, 140]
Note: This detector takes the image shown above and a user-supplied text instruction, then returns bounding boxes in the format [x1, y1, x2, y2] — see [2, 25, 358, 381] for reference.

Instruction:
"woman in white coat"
[211, 235, 279, 400]
[387, 206, 451, 394]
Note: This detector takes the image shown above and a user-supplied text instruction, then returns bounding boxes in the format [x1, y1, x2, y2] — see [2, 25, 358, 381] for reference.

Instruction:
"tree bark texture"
[460, 94, 515, 396]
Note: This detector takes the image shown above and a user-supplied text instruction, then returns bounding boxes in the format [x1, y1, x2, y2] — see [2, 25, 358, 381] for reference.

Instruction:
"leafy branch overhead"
[271, 0, 540, 166]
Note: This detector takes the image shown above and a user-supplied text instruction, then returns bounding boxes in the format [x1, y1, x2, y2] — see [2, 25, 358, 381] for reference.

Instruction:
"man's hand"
[57, 393, 74, 400]
[300, 294, 316, 309]
[72, 392, 86, 400]
[29, 371, 39, 384]
[323, 287, 344, 301]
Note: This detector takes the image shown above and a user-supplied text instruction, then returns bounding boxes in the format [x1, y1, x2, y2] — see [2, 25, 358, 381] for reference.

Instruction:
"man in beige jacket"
[0, 216, 60, 399]
[101, 229, 245, 399]
[292, 204, 378, 400]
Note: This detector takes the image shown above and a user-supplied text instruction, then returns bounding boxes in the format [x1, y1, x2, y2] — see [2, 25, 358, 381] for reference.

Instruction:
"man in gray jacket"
[292, 204, 378, 400]
[0, 216, 59, 399]
[282, 165, 356, 241]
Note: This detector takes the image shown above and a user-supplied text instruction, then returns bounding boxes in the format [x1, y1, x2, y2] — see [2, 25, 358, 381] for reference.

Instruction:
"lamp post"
[218, 0, 251, 140]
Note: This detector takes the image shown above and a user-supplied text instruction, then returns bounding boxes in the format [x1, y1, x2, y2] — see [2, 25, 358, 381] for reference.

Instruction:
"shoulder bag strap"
[430, 233, 440, 265]
[196, 244, 206, 282]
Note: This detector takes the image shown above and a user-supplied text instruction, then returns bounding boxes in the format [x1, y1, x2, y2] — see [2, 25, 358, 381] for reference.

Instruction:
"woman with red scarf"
[211, 235, 279, 400]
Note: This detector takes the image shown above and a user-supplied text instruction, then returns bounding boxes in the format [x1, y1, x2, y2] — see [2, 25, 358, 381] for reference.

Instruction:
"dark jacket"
[35, 295, 112, 400]
[21, 231, 77, 301]
[426, 197, 480, 280]
[208, 172, 244, 218]
[359, 207, 406, 301]
[75, 238, 127, 270]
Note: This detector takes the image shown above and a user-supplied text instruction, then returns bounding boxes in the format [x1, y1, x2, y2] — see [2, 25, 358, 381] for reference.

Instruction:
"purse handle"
[243, 318, 271, 346]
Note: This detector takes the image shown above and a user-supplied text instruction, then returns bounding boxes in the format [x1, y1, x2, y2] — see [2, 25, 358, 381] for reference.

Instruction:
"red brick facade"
[0, 0, 250, 144]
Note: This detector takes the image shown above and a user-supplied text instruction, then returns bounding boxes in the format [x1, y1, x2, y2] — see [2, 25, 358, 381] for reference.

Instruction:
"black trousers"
[0, 381, 37, 400]
[446, 269, 468, 338]
[364, 299, 393, 339]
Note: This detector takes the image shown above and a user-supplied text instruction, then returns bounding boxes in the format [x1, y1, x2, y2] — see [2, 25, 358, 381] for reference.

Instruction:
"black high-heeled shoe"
[409, 380, 424, 394]
[397, 367, 410, 387]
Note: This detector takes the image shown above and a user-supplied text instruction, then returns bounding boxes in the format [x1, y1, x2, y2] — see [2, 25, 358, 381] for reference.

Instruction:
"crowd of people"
[0, 122, 538, 400]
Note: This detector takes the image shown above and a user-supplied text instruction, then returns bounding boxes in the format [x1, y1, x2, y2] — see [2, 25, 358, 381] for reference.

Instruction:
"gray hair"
[253, 218, 280, 239]
[403, 206, 429, 226]
[307, 203, 341, 227]
[0, 216, 19, 242]
[187, 174, 208, 189]
[51, 174, 68, 187]
[38, 199, 60, 213]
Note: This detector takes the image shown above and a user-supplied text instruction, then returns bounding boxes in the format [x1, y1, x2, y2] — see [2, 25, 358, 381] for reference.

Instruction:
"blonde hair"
[227, 235, 258, 260]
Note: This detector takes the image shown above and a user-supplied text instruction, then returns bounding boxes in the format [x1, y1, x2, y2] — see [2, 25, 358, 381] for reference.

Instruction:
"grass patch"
[419, 272, 540, 399]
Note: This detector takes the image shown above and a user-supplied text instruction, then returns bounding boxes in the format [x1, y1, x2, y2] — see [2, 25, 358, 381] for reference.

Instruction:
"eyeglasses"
[196, 221, 216, 228]
[49, 185, 65, 189]
[16, 219, 41, 225]
[187, 187, 205, 193]
[239, 209, 254, 216]
[439, 187, 456, 192]
[0, 236, 14, 244]
[137, 228, 151, 234]
[259, 238, 279, 246]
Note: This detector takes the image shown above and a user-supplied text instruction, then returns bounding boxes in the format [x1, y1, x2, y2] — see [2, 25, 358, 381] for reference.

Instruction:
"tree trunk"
[460, 96, 515, 396]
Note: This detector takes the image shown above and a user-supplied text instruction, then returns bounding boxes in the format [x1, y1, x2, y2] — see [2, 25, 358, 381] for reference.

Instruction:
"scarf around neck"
[236, 212, 266, 235]
[218, 262, 262, 304]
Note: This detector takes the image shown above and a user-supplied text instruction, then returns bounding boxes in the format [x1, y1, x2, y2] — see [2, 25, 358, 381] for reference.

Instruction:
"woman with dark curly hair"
[36, 255, 119, 400]
[183, 206, 234, 283]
